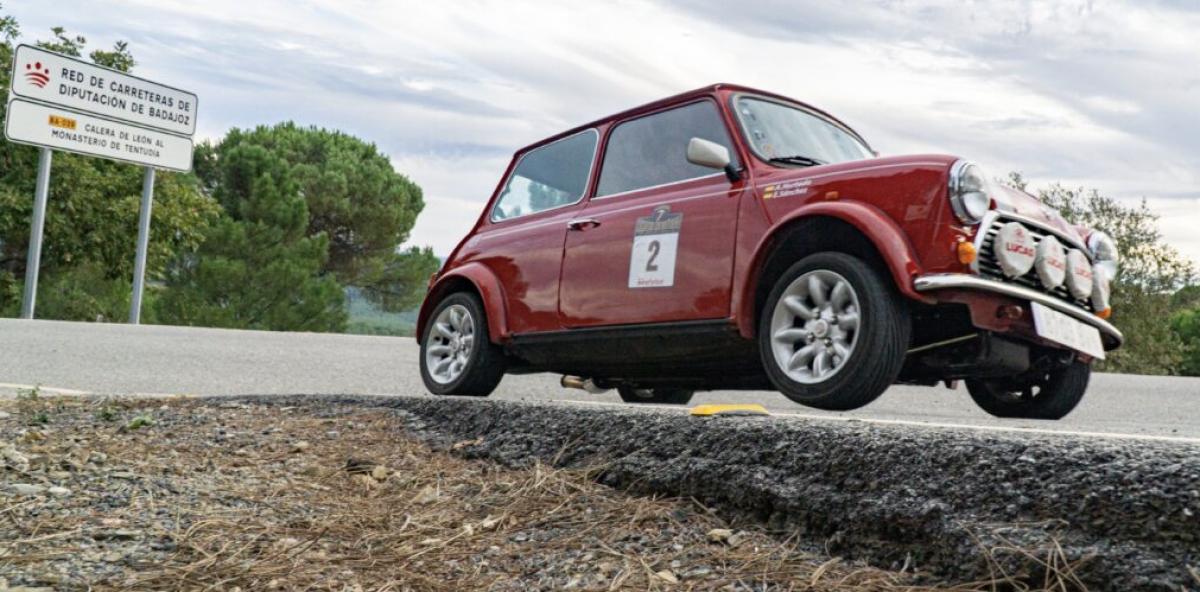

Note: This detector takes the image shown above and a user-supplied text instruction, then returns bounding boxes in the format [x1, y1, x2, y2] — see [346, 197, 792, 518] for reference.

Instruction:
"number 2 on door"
[629, 233, 677, 288]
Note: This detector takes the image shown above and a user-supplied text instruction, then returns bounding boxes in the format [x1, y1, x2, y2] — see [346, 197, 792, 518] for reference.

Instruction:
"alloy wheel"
[424, 304, 475, 384]
[769, 269, 861, 384]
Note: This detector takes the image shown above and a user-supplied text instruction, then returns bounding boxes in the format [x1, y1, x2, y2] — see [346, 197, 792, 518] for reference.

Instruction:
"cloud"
[8, 0, 1199, 262]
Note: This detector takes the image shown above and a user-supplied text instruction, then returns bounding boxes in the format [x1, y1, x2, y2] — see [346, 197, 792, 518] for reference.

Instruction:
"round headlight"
[949, 160, 991, 224]
[1086, 231, 1119, 277]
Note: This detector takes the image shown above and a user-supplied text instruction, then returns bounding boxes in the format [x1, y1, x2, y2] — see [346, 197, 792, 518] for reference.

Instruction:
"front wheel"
[419, 292, 506, 397]
[758, 252, 911, 411]
[966, 359, 1090, 420]
[617, 387, 694, 405]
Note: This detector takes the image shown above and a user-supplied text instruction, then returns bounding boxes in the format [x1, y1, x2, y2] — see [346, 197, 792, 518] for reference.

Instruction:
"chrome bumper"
[913, 273, 1124, 348]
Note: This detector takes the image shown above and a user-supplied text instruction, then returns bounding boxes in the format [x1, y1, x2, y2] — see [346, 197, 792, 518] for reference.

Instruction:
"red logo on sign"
[24, 62, 50, 88]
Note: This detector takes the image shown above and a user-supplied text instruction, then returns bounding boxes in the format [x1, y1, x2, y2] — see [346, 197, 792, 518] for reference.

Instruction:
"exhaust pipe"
[560, 375, 610, 394]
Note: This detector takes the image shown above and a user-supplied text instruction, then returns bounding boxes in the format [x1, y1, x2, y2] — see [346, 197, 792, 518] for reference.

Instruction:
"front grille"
[976, 215, 1093, 312]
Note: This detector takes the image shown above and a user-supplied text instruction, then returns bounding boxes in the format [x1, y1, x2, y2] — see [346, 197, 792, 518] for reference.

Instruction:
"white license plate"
[1030, 302, 1105, 359]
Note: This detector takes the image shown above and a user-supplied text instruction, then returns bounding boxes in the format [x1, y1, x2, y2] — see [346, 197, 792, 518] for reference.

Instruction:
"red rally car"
[417, 84, 1121, 420]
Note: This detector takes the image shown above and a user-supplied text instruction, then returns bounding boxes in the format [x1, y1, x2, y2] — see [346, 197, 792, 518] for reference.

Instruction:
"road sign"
[4, 45, 198, 323]
[5, 99, 193, 171]
[11, 44, 197, 136]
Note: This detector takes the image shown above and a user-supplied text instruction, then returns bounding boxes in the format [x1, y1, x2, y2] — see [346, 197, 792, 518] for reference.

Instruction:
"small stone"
[291, 441, 310, 453]
[47, 486, 71, 497]
[654, 570, 679, 584]
[706, 528, 733, 543]
[351, 474, 377, 488]
[9, 483, 45, 496]
[412, 486, 438, 504]
[0, 411, 11, 419]
[2, 446, 29, 467]
[87, 451, 108, 465]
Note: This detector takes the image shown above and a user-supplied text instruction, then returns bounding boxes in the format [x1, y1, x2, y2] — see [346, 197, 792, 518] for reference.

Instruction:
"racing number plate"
[1030, 301, 1105, 359]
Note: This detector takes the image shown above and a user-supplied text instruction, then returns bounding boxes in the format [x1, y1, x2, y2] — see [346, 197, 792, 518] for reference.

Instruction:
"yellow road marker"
[689, 404, 770, 417]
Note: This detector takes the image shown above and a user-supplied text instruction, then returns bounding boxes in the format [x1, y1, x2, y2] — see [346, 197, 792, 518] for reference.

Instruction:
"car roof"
[516, 83, 867, 154]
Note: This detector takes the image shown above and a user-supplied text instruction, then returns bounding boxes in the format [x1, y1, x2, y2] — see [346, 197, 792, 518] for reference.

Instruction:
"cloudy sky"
[9, 0, 1200, 261]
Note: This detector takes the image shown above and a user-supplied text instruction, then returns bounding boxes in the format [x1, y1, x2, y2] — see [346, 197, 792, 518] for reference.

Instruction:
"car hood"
[990, 184, 1083, 242]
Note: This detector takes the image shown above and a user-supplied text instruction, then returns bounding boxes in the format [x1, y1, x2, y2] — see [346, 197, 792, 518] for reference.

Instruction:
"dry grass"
[0, 397, 1093, 591]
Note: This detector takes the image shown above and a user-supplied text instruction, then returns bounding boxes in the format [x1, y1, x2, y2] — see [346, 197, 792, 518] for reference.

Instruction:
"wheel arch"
[737, 202, 930, 339]
[417, 263, 509, 343]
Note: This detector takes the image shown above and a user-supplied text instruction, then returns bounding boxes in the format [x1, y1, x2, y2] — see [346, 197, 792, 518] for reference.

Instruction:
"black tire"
[966, 359, 1090, 420]
[617, 386, 694, 405]
[419, 292, 506, 397]
[758, 252, 911, 411]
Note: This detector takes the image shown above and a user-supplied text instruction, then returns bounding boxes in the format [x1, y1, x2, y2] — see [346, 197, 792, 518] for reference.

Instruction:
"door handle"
[567, 218, 601, 231]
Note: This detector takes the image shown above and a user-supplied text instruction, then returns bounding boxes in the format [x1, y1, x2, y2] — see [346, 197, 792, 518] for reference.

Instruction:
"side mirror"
[686, 137, 741, 182]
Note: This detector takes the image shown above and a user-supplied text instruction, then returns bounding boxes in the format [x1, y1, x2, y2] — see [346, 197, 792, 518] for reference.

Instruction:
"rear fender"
[416, 262, 509, 343]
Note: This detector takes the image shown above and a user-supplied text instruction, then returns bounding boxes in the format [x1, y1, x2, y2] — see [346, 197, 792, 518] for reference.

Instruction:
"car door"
[463, 129, 599, 335]
[558, 99, 747, 328]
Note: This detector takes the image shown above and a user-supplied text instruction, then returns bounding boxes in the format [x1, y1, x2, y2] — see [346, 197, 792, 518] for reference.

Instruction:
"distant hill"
[345, 286, 418, 337]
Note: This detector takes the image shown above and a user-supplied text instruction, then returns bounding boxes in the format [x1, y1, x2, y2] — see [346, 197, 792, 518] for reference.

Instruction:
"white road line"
[0, 382, 92, 396]
[771, 412, 1200, 445]
[552, 398, 1200, 445]
[0, 383, 185, 399]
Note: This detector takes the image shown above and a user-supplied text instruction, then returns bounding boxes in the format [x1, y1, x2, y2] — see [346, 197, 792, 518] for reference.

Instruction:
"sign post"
[129, 167, 156, 324]
[4, 44, 197, 323]
[19, 147, 52, 319]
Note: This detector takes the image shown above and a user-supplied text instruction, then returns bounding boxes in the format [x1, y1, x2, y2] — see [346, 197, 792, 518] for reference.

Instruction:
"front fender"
[416, 262, 509, 343]
[736, 200, 931, 338]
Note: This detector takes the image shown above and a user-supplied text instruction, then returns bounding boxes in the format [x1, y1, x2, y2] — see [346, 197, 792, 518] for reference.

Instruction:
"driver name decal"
[761, 178, 812, 199]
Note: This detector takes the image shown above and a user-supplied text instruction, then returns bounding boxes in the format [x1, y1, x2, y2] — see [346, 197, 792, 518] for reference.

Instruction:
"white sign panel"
[628, 206, 681, 289]
[5, 99, 193, 172]
[10, 44, 197, 136]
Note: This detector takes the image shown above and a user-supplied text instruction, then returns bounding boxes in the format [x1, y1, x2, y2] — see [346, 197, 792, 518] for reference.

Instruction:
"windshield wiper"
[768, 155, 826, 167]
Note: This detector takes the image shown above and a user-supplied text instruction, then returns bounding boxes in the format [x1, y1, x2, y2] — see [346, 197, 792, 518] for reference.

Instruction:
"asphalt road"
[2, 318, 1199, 441]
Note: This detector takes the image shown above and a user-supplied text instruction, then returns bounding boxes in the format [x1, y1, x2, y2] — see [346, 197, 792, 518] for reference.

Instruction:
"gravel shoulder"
[369, 395, 1200, 592]
[3, 393, 1197, 591]
[1, 394, 962, 591]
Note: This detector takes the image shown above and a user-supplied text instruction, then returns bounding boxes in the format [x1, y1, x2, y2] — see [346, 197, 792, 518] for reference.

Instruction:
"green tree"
[197, 123, 439, 312]
[1169, 308, 1200, 376]
[1009, 173, 1196, 374]
[0, 16, 219, 320]
[155, 144, 346, 331]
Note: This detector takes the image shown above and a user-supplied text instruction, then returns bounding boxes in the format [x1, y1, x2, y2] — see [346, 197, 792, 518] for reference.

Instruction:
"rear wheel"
[617, 386, 694, 405]
[419, 292, 505, 396]
[966, 359, 1090, 420]
[759, 252, 910, 411]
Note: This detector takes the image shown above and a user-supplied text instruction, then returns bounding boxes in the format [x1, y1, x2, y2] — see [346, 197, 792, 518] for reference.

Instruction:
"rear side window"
[492, 129, 598, 221]
[596, 100, 736, 197]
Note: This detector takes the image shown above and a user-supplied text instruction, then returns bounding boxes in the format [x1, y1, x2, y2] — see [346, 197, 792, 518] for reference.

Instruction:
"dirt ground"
[1, 394, 1059, 591]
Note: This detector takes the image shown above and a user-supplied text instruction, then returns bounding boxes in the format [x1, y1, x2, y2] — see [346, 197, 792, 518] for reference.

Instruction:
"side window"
[596, 101, 737, 197]
[492, 130, 598, 221]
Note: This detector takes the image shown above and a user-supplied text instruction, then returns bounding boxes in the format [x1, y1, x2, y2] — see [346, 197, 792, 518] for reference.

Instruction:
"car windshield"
[734, 97, 873, 165]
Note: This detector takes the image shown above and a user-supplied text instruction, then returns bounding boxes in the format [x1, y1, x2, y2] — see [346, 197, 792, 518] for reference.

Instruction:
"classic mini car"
[418, 83, 1121, 419]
